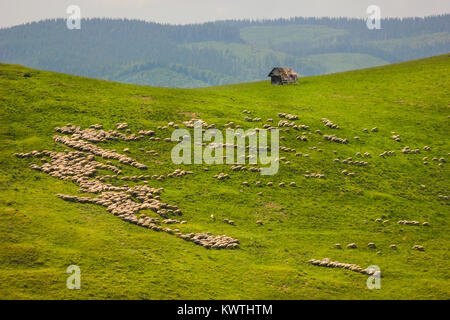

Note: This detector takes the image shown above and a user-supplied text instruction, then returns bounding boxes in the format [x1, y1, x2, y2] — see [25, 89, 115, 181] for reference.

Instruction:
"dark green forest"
[0, 15, 449, 87]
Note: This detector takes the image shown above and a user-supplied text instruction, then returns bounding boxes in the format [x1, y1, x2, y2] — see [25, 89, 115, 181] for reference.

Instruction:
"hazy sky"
[1, 0, 449, 28]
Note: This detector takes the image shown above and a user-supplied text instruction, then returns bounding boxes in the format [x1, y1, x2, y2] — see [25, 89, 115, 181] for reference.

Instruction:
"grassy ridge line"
[0, 55, 449, 299]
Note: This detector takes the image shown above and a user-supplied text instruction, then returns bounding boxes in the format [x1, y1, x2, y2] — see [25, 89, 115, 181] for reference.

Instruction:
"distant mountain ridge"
[0, 15, 449, 87]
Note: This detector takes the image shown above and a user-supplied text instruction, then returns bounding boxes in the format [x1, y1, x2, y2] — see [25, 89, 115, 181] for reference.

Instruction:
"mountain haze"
[0, 15, 449, 87]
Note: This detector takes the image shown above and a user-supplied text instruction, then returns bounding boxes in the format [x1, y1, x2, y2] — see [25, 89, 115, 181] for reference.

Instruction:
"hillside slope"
[0, 16, 449, 87]
[0, 55, 449, 299]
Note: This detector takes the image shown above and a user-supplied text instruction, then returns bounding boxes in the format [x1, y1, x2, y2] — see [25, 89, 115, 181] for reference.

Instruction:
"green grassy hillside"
[0, 54, 449, 299]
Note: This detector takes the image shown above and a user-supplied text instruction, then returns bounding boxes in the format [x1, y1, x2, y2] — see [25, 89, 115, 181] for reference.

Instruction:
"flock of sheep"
[14, 110, 447, 263]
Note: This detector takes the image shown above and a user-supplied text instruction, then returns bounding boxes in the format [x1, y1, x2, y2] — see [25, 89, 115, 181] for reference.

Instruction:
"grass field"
[0, 54, 449, 299]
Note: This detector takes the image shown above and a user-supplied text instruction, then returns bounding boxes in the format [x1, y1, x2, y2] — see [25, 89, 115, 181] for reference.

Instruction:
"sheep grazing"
[342, 157, 368, 166]
[121, 175, 152, 182]
[183, 118, 209, 129]
[379, 151, 395, 158]
[280, 146, 296, 153]
[224, 121, 235, 128]
[179, 232, 239, 249]
[412, 245, 424, 251]
[347, 243, 357, 249]
[162, 218, 182, 224]
[18, 136, 242, 251]
[389, 244, 397, 249]
[334, 243, 342, 249]
[341, 170, 355, 177]
[52, 135, 147, 170]
[242, 110, 251, 114]
[145, 150, 159, 158]
[367, 242, 376, 249]
[362, 128, 368, 133]
[256, 220, 263, 225]
[55, 123, 143, 142]
[167, 169, 193, 178]
[244, 116, 261, 122]
[321, 118, 340, 129]
[296, 135, 308, 142]
[139, 130, 155, 136]
[308, 258, 375, 275]
[90, 124, 103, 129]
[278, 113, 299, 120]
[289, 182, 297, 187]
[398, 220, 428, 226]
[116, 123, 128, 130]
[278, 120, 309, 130]
[391, 135, 401, 142]
[167, 122, 179, 128]
[371, 127, 378, 132]
[423, 146, 431, 151]
[304, 173, 325, 179]
[401, 146, 420, 154]
[222, 218, 235, 225]
[323, 134, 348, 144]
[214, 173, 230, 180]
[242, 181, 249, 186]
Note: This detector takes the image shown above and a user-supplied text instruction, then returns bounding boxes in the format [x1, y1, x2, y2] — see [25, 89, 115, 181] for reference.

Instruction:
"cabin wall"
[271, 76, 282, 85]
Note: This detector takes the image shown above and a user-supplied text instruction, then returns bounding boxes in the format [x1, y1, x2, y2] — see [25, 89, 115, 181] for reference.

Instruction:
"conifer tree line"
[0, 15, 448, 87]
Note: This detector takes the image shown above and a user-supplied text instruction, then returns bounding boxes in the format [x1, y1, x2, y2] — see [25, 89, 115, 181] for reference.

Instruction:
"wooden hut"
[268, 67, 298, 85]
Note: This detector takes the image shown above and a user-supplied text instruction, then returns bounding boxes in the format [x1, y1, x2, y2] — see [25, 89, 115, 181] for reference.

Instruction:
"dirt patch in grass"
[331, 94, 354, 99]
[131, 95, 155, 101]
[178, 111, 199, 118]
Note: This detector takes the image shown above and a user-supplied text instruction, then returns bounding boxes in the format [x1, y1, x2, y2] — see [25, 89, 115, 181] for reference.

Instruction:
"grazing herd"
[308, 258, 380, 276]
[14, 111, 447, 270]
[321, 118, 340, 129]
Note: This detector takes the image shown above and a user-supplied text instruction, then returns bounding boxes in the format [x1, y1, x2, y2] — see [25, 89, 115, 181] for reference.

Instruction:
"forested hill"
[0, 15, 449, 87]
